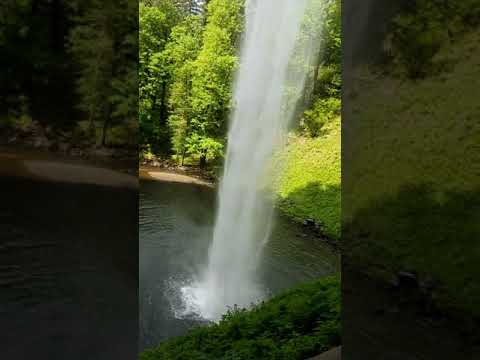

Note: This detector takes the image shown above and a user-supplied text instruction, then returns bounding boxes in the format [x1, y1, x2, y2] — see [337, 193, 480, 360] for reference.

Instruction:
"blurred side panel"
[342, 0, 480, 359]
[0, 1, 139, 359]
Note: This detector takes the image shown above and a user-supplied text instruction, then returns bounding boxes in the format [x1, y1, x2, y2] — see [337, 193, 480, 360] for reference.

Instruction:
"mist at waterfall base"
[172, 0, 322, 321]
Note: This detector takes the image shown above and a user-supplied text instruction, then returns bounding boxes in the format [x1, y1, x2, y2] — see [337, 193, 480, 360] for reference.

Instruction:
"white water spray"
[179, 0, 322, 320]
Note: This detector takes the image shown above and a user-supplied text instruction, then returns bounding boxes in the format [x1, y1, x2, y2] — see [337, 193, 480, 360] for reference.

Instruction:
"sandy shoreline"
[139, 166, 214, 187]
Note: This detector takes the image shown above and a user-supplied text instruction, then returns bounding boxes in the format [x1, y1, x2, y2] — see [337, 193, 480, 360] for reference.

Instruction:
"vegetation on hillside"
[275, 118, 341, 239]
[141, 275, 341, 360]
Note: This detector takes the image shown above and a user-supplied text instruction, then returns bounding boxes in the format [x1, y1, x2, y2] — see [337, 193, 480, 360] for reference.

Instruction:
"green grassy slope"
[274, 118, 341, 240]
[140, 275, 340, 360]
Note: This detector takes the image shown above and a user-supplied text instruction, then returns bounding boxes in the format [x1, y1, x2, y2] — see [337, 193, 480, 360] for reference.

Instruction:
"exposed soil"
[139, 166, 214, 188]
[140, 157, 218, 184]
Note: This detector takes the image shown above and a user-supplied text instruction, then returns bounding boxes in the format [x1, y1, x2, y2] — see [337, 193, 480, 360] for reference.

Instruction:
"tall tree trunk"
[102, 0, 115, 148]
[312, 59, 322, 101]
[181, 147, 186, 166]
[159, 81, 167, 124]
[199, 152, 207, 169]
[88, 106, 96, 145]
[101, 102, 112, 147]
[309, 43, 322, 100]
[101, 119, 109, 147]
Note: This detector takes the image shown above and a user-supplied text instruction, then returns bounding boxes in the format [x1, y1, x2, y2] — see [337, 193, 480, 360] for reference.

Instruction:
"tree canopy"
[139, 0, 341, 167]
[0, 0, 138, 149]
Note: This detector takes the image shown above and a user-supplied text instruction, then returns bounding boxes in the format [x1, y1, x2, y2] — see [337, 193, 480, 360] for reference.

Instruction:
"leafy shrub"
[72, 120, 94, 146]
[11, 114, 33, 132]
[316, 64, 341, 98]
[77, 120, 93, 134]
[4, 94, 33, 132]
[387, 9, 448, 78]
[186, 133, 224, 162]
[386, 0, 480, 78]
[302, 98, 340, 137]
[140, 275, 341, 360]
[140, 145, 156, 163]
[107, 124, 134, 147]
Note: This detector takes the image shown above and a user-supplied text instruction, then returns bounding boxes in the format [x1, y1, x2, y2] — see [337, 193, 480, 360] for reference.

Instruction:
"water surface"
[139, 179, 339, 350]
[1, 174, 138, 360]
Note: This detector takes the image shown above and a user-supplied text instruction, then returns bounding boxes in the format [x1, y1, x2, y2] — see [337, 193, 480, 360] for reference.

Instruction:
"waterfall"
[180, 0, 318, 321]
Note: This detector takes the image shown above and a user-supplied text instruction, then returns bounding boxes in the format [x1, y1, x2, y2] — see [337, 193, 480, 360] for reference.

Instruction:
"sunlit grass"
[274, 117, 341, 239]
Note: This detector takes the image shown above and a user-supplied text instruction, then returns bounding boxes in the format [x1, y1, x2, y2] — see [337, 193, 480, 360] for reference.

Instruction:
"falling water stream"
[179, 0, 315, 320]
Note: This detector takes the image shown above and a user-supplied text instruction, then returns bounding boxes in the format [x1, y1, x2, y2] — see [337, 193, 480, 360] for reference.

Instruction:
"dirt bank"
[139, 166, 214, 187]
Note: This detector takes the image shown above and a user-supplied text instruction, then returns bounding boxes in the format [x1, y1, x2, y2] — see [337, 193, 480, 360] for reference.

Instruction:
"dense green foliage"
[141, 275, 341, 360]
[166, 16, 204, 160]
[386, 0, 480, 78]
[303, 98, 340, 137]
[139, 0, 342, 167]
[178, 0, 244, 165]
[292, 0, 341, 137]
[139, 0, 244, 166]
[0, 0, 137, 148]
[139, 0, 182, 153]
